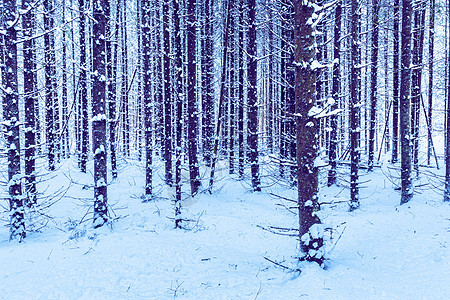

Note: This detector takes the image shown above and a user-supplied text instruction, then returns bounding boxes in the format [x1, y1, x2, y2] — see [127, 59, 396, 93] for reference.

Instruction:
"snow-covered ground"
[0, 157, 449, 299]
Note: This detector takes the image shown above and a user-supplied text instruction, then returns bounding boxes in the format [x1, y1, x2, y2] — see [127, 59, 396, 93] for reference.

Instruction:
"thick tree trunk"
[247, 0, 261, 191]
[400, 0, 413, 204]
[187, 0, 201, 195]
[92, 0, 108, 227]
[23, 0, 37, 207]
[295, 0, 323, 265]
[2, 0, 25, 241]
[328, 0, 341, 186]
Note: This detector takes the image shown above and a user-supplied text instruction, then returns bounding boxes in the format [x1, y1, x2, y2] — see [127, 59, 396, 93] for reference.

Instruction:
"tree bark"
[328, 0, 341, 186]
[162, 0, 172, 185]
[2, 0, 25, 241]
[392, 0, 400, 163]
[368, 0, 380, 171]
[23, 0, 37, 207]
[92, 0, 108, 227]
[187, 0, 201, 195]
[427, 0, 435, 165]
[400, 0, 413, 204]
[295, 0, 324, 265]
[349, 0, 361, 210]
[79, 0, 88, 173]
[247, 0, 261, 191]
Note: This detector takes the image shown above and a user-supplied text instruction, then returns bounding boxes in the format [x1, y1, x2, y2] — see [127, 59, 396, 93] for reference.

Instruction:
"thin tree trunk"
[368, 0, 380, 171]
[427, 0, 435, 166]
[349, 0, 361, 210]
[44, 0, 57, 171]
[228, 0, 236, 174]
[121, 0, 130, 157]
[209, 0, 231, 191]
[400, 0, 413, 204]
[163, 0, 172, 185]
[23, 0, 37, 207]
[202, 0, 214, 165]
[108, 0, 119, 179]
[143, 0, 153, 197]
[238, 0, 245, 178]
[247, 0, 261, 191]
[187, 0, 201, 196]
[2, 0, 25, 241]
[79, 0, 88, 173]
[392, 0, 400, 163]
[328, 0, 341, 186]
[444, 1, 450, 202]
[173, 0, 182, 226]
[61, 1, 69, 158]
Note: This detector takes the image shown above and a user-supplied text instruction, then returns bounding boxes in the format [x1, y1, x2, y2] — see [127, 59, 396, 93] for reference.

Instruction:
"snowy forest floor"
[0, 156, 449, 299]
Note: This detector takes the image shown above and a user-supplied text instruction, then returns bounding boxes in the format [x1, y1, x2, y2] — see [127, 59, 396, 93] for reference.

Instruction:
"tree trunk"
[44, 0, 57, 171]
[400, 0, 413, 204]
[92, 0, 108, 227]
[228, 0, 236, 174]
[173, 0, 182, 226]
[427, 0, 435, 165]
[392, 0, 400, 163]
[187, 0, 201, 195]
[202, 0, 214, 165]
[2, 0, 25, 241]
[328, 0, 341, 186]
[294, 0, 323, 265]
[163, 0, 172, 186]
[61, 1, 69, 159]
[121, 0, 130, 157]
[444, 2, 450, 202]
[247, 0, 261, 191]
[238, 0, 245, 178]
[79, 0, 88, 173]
[349, 0, 361, 210]
[23, 0, 37, 207]
[368, 0, 380, 171]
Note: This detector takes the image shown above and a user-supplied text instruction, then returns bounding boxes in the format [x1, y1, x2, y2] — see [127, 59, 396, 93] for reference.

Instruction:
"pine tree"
[294, 0, 324, 265]
[400, 0, 413, 204]
[79, 0, 88, 173]
[247, 0, 261, 192]
[187, 0, 201, 195]
[23, 0, 37, 207]
[92, 0, 108, 227]
[2, 0, 25, 241]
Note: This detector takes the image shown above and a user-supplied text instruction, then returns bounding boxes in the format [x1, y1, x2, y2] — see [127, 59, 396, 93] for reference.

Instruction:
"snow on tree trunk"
[187, 0, 201, 196]
[294, 0, 324, 265]
[247, 0, 261, 192]
[349, 0, 361, 210]
[162, 0, 172, 186]
[392, 0, 400, 164]
[22, 0, 37, 207]
[92, 0, 108, 227]
[2, 0, 25, 241]
[328, 0, 341, 186]
[44, 0, 57, 171]
[368, 0, 380, 171]
[400, 0, 413, 204]
[173, 0, 183, 227]
[427, 0, 435, 166]
[237, 0, 245, 178]
[79, 0, 88, 173]
[142, 0, 152, 197]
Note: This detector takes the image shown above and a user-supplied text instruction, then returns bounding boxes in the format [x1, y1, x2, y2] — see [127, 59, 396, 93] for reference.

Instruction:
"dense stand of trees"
[1, 0, 450, 264]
